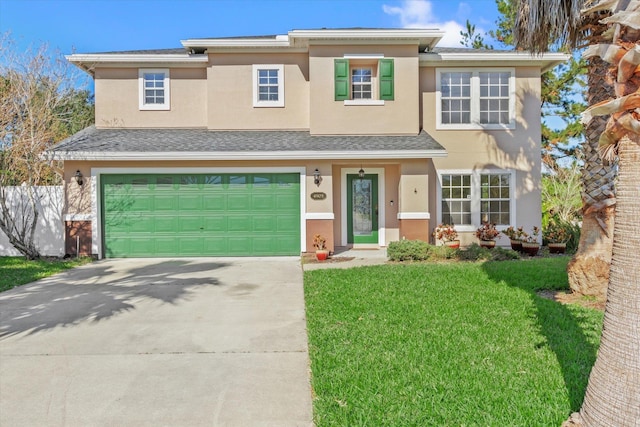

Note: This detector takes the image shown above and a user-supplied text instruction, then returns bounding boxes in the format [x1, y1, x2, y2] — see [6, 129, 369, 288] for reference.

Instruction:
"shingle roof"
[50, 126, 447, 160]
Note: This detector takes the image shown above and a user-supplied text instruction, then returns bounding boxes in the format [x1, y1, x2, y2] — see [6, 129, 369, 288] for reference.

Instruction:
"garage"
[101, 173, 300, 257]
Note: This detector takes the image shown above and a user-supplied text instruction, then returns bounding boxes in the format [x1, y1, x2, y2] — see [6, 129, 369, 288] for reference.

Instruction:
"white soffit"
[419, 52, 570, 72]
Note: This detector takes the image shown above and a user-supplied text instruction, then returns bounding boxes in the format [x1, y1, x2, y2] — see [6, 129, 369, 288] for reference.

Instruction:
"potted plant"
[475, 222, 500, 249]
[502, 226, 525, 252]
[433, 223, 460, 249]
[313, 234, 329, 261]
[521, 226, 541, 256]
[543, 220, 570, 254]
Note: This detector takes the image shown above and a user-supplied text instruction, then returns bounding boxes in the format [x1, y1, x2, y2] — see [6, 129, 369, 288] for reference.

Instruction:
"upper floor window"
[138, 69, 170, 111]
[253, 64, 284, 107]
[436, 68, 515, 130]
[439, 170, 513, 229]
[351, 68, 372, 99]
[335, 57, 394, 105]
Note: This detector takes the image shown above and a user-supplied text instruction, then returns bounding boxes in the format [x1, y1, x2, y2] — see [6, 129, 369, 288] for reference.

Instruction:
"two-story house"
[52, 28, 567, 258]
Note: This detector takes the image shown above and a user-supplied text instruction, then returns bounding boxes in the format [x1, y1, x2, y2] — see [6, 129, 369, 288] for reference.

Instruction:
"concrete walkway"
[0, 257, 313, 427]
[302, 247, 388, 271]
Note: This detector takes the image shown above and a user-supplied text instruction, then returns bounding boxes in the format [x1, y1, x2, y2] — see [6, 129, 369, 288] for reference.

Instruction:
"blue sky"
[0, 0, 501, 53]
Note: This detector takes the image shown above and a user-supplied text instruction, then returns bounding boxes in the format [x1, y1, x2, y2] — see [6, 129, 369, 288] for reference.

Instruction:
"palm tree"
[515, 1, 640, 426]
[566, 12, 617, 300]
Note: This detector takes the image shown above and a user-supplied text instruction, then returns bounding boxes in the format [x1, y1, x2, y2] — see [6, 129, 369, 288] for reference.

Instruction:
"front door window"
[347, 174, 378, 244]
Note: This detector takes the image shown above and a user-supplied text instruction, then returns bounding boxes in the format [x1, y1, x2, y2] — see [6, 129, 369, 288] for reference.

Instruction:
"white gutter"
[53, 150, 448, 161]
[66, 53, 208, 63]
[181, 37, 291, 49]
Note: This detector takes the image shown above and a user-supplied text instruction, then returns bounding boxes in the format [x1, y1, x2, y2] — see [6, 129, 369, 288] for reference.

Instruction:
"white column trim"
[305, 212, 335, 220]
[397, 212, 431, 220]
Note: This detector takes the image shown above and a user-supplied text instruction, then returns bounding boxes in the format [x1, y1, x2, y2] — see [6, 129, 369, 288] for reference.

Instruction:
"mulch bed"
[537, 289, 605, 311]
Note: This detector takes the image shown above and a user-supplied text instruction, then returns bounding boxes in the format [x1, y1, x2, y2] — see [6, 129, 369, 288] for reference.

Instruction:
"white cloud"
[382, 0, 473, 48]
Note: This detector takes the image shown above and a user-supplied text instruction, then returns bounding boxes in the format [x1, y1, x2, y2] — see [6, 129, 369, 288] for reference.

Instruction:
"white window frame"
[436, 68, 515, 130]
[343, 54, 385, 106]
[351, 67, 373, 100]
[252, 64, 284, 107]
[436, 169, 516, 232]
[138, 68, 170, 111]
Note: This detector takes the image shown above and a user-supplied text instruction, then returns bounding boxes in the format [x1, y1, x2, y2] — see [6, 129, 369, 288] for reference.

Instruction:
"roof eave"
[419, 52, 570, 71]
[65, 53, 208, 75]
[182, 29, 445, 52]
[51, 150, 448, 161]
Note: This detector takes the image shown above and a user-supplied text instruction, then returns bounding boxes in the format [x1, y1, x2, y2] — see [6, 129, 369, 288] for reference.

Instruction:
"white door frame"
[340, 167, 385, 247]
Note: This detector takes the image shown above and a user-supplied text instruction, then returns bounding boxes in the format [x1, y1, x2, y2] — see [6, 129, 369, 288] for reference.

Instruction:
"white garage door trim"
[91, 167, 307, 259]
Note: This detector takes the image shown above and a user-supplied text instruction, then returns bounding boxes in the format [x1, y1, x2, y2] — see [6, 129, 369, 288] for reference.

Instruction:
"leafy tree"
[0, 33, 94, 258]
[541, 162, 582, 223]
[515, 1, 640, 425]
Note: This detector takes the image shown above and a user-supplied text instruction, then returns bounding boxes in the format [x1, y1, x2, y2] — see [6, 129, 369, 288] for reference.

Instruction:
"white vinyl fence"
[0, 186, 64, 256]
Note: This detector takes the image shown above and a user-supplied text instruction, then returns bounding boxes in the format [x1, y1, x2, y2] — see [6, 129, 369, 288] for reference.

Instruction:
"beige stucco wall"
[306, 162, 333, 214]
[421, 66, 543, 243]
[64, 162, 93, 216]
[399, 160, 430, 213]
[206, 53, 309, 130]
[94, 68, 207, 128]
[309, 45, 420, 135]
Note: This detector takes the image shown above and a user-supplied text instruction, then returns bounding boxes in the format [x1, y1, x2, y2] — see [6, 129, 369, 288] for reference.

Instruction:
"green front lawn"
[304, 258, 603, 426]
[0, 257, 92, 293]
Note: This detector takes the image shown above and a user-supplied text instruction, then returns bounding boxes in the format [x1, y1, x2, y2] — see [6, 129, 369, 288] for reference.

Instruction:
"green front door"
[347, 174, 378, 244]
[101, 173, 300, 257]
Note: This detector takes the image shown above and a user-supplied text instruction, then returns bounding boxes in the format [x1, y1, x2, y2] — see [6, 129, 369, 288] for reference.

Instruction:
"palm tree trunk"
[578, 134, 640, 426]
[567, 22, 616, 299]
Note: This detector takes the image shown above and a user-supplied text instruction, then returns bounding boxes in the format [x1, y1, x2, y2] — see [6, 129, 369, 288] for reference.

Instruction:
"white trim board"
[57, 150, 448, 161]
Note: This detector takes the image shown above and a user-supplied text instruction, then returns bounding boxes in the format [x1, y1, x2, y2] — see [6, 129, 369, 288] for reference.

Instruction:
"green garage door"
[101, 173, 300, 257]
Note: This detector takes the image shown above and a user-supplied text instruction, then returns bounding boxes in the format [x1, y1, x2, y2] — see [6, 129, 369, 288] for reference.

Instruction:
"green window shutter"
[334, 59, 350, 100]
[379, 58, 394, 100]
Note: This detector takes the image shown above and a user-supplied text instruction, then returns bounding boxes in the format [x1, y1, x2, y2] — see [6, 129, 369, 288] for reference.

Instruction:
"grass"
[304, 257, 603, 426]
[0, 256, 92, 293]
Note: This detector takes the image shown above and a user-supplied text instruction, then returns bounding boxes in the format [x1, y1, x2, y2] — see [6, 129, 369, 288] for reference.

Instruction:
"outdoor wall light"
[358, 167, 365, 179]
[313, 168, 321, 185]
[390, 200, 394, 206]
[74, 170, 83, 186]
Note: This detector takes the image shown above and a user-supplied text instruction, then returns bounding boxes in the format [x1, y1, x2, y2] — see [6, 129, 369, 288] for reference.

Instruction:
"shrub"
[457, 243, 521, 262]
[388, 240, 520, 262]
[387, 240, 431, 261]
[543, 218, 581, 253]
[475, 222, 500, 241]
[433, 223, 458, 242]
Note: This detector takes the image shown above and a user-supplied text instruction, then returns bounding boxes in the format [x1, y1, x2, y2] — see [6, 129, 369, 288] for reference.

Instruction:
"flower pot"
[548, 243, 566, 254]
[479, 240, 496, 249]
[510, 240, 523, 252]
[444, 240, 460, 249]
[315, 250, 329, 261]
[521, 242, 540, 256]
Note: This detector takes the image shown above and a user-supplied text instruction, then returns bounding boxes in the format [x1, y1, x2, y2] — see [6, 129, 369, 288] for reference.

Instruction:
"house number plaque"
[310, 192, 327, 200]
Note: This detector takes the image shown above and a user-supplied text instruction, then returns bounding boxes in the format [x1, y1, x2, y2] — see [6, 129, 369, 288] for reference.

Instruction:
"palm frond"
[514, 0, 584, 52]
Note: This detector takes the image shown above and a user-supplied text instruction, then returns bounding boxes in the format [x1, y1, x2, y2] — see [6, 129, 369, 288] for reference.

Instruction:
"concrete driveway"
[0, 257, 313, 427]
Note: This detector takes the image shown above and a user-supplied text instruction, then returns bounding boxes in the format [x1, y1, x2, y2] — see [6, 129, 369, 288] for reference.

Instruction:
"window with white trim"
[139, 69, 170, 110]
[437, 68, 515, 129]
[440, 170, 513, 227]
[253, 64, 284, 107]
[335, 57, 394, 104]
[351, 68, 372, 99]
